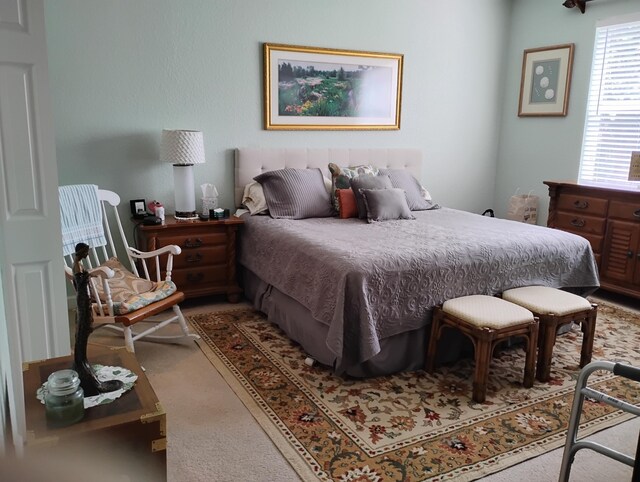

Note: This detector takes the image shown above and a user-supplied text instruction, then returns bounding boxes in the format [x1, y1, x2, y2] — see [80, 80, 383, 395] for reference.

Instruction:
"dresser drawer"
[554, 212, 606, 235]
[173, 245, 227, 269]
[562, 230, 603, 254]
[172, 265, 227, 291]
[156, 232, 228, 249]
[556, 194, 608, 216]
[608, 200, 640, 222]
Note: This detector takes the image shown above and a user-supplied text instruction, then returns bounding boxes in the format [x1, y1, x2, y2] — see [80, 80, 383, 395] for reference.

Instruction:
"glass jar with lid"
[44, 369, 85, 427]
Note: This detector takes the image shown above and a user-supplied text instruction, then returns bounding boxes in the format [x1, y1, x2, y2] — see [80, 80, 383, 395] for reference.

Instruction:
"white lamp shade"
[160, 129, 205, 165]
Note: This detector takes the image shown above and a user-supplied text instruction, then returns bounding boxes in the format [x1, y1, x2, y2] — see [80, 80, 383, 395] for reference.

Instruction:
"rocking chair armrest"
[128, 245, 182, 259]
[87, 266, 116, 279]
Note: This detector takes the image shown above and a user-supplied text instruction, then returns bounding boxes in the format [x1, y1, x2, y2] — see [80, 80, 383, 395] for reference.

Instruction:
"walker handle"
[613, 363, 640, 382]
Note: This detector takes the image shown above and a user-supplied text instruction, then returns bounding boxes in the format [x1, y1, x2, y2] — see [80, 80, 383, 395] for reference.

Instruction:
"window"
[578, 14, 640, 190]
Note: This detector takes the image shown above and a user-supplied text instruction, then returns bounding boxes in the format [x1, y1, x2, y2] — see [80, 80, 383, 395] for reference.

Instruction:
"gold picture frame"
[518, 43, 574, 117]
[263, 43, 403, 130]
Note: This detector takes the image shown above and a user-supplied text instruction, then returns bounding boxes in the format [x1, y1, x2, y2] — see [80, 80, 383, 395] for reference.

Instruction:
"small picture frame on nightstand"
[130, 199, 147, 219]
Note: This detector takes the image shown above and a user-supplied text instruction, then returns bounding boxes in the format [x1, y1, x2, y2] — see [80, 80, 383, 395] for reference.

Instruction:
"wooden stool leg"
[473, 338, 492, 403]
[523, 320, 538, 388]
[537, 316, 558, 382]
[425, 309, 443, 374]
[579, 306, 597, 368]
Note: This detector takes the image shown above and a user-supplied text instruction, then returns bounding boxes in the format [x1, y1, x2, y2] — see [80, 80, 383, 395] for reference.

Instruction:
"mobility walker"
[559, 361, 640, 481]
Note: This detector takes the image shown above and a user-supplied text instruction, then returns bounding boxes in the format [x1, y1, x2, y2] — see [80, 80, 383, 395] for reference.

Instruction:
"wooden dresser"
[544, 181, 640, 299]
[135, 216, 244, 301]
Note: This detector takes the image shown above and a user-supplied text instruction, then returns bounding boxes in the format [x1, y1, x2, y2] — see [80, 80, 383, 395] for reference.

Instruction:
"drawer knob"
[186, 253, 203, 263]
[634, 209, 640, 219]
[628, 250, 634, 259]
[570, 218, 585, 228]
[187, 272, 204, 283]
[184, 238, 203, 248]
[573, 200, 589, 209]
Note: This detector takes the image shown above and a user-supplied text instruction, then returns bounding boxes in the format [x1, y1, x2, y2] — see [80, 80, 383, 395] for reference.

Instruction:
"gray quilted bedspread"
[239, 208, 599, 368]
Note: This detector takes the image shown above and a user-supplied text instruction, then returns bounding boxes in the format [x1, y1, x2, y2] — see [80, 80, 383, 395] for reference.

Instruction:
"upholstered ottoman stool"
[502, 286, 597, 382]
[425, 295, 539, 403]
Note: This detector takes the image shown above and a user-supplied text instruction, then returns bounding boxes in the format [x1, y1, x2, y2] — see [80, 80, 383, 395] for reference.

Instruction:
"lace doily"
[37, 364, 138, 409]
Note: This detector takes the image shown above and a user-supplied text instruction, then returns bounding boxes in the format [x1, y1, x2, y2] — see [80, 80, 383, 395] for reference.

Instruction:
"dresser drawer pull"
[570, 218, 585, 228]
[634, 209, 640, 219]
[186, 272, 205, 283]
[573, 200, 589, 209]
[186, 253, 203, 263]
[183, 238, 203, 248]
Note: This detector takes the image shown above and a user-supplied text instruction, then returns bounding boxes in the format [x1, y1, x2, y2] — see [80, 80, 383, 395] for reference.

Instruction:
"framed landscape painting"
[263, 43, 403, 130]
[518, 43, 574, 117]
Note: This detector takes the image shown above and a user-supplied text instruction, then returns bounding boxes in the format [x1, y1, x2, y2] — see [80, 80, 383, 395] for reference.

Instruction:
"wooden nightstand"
[23, 346, 166, 481]
[135, 216, 244, 301]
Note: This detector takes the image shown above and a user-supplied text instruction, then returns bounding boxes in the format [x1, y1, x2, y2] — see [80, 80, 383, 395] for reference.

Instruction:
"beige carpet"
[85, 294, 639, 481]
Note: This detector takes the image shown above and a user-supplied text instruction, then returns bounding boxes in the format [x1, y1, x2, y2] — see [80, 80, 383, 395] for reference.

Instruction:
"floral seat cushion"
[109, 280, 177, 315]
[92, 258, 177, 315]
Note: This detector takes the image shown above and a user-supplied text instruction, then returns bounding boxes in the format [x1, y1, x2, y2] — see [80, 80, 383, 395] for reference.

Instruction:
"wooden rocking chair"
[61, 186, 199, 352]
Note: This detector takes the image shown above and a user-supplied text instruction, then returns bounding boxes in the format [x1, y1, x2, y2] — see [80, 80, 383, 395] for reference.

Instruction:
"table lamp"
[629, 151, 640, 182]
[160, 129, 205, 219]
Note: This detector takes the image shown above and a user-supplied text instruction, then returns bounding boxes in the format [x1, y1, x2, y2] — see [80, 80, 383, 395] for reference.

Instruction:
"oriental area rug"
[189, 301, 640, 482]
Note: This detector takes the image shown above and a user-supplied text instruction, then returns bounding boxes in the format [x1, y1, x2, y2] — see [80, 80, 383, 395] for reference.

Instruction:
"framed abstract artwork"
[518, 43, 575, 117]
[263, 43, 403, 130]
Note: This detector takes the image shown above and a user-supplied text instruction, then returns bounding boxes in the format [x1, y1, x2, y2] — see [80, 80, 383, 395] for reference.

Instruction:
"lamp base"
[174, 211, 199, 220]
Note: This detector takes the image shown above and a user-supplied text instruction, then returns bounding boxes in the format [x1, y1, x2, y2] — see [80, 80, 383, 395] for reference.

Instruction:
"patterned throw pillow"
[336, 189, 358, 219]
[328, 163, 380, 212]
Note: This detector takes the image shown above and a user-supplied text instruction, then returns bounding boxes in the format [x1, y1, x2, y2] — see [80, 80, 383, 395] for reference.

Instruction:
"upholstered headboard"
[234, 148, 422, 207]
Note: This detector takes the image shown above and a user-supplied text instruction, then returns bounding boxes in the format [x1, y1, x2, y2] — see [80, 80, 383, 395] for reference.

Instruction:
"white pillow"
[242, 181, 269, 215]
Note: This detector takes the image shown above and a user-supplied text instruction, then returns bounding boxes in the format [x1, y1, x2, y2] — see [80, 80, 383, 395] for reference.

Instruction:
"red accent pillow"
[337, 189, 358, 219]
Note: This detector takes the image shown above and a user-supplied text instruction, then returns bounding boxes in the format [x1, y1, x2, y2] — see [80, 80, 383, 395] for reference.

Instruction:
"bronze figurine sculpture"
[72, 243, 123, 396]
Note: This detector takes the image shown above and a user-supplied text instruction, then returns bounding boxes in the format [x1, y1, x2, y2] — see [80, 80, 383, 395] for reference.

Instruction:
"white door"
[0, 0, 69, 452]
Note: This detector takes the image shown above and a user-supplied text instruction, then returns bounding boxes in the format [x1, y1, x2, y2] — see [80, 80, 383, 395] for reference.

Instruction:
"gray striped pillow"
[254, 168, 334, 219]
[378, 169, 438, 211]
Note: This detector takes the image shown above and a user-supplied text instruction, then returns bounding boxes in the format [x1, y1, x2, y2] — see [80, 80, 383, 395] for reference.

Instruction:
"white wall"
[494, 0, 640, 224]
[45, 0, 512, 235]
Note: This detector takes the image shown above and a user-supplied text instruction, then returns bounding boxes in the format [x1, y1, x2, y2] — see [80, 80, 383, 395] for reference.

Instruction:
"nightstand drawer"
[157, 232, 227, 249]
[608, 200, 640, 222]
[557, 194, 608, 216]
[555, 212, 606, 235]
[172, 265, 227, 290]
[173, 246, 227, 269]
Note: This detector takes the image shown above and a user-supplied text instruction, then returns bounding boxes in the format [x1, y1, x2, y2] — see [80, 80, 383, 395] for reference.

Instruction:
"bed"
[234, 148, 600, 377]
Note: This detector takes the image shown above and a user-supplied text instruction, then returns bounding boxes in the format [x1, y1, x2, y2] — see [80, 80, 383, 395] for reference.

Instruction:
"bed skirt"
[242, 267, 472, 377]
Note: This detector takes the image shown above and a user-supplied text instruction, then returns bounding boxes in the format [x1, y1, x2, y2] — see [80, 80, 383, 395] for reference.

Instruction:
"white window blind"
[578, 17, 640, 190]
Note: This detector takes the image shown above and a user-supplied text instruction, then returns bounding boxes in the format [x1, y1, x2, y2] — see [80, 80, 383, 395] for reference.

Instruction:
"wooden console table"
[544, 181, 640, 299]
[135, 216, 244, 301]
[23, 346, 166, 481]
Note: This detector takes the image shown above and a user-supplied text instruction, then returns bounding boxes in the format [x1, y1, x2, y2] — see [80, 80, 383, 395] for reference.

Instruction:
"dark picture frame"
[129, 199, 147, 218]
[518, 43, 575, 117]
[263, 43, 403, 130]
